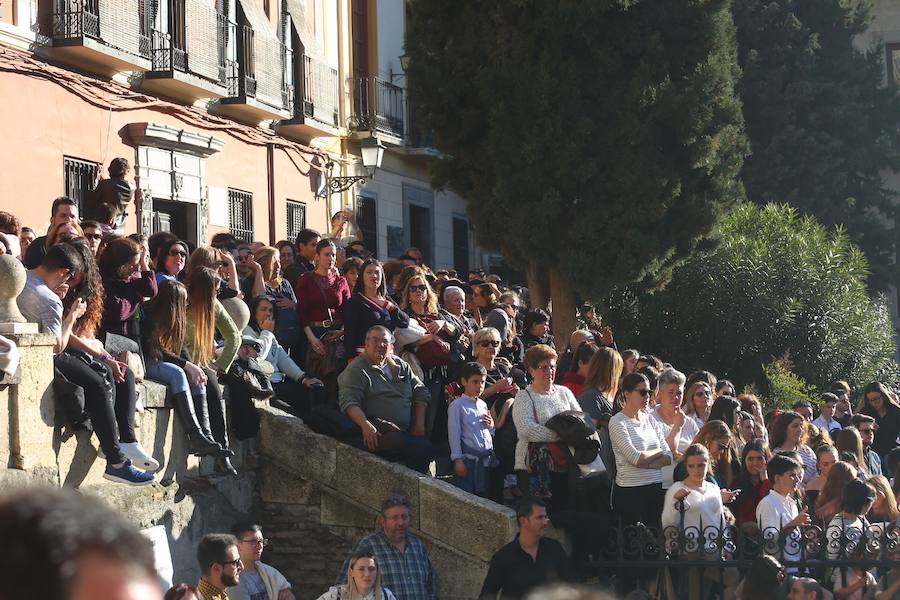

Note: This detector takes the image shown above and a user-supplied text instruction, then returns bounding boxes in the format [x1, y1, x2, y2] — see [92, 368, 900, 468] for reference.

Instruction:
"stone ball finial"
[0, 254, 27, 324]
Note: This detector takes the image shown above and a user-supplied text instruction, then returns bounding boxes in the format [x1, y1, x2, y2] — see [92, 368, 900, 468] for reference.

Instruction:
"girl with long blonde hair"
[184, 266, 241, 475]
[316, 552, 397, 600]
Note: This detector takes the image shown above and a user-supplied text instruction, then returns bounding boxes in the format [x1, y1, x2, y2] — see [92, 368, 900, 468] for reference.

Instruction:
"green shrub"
[602, 203, 898, 394]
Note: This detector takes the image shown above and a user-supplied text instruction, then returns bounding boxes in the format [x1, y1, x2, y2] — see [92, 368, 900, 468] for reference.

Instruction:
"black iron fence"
[52, 0, 100, 39]
[592, 516, 900, 598]
[351, 76, 405, 138]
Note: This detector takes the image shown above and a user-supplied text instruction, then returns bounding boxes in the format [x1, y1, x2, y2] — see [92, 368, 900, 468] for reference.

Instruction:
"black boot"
[193, 393, 233, 458]
[170, 391, 223, 457]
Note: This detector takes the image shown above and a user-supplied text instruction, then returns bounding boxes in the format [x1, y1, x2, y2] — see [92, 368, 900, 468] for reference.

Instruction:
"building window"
[63, 156, 99, 215]
[356, 195, 377, 257]
[228, 188, 253, 242]
[888, 43, 900, 85]
[452, 216, 470, 274]
[286, 200, 306, 242]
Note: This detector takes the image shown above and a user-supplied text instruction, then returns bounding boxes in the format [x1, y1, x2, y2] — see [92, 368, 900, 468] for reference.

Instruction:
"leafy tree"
[405, 0, 748, 347]
[732, 0, 900, 289]
[602, 203, 899, 393]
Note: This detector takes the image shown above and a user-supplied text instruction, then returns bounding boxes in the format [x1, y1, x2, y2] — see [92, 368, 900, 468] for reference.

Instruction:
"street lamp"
[326, 137, 385, 195]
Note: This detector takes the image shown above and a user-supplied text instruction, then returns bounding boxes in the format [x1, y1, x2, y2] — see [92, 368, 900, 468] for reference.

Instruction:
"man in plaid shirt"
[337, 495, 437, 600]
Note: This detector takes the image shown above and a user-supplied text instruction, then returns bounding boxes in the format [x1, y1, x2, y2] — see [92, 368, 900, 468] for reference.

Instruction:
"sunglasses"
[218, 558, 242, 568]
[479, 340, 500, 348]
[408, 284, 428, 292]
[632, 389, 652, 397]
[169, 249, 187, 257]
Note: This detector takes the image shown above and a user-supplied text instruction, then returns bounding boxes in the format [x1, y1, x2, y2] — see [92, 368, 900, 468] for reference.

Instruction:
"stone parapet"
[257, 406, 517, 600]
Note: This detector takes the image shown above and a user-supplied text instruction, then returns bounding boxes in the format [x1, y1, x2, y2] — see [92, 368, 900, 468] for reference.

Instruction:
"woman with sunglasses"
[473, 327, 523, 502]
[608, 372, 674, 527]
[682, 380, 714, 431]
[342, 259, 410, 360]
[185, 246, 242, 300]
[858, 381, 900, 461]
[155, 239, 189, 284]
[512, 344, 582, 511]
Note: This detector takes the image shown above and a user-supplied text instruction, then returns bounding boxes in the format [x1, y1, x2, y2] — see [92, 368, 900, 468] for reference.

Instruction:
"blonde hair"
[472, 327, 501, 348]
[186, 245, 225, 280]
[584, 346, 623, 399]
[344, 552, 384, 600]
[683, 381, 712, 418]
[254, 246, 281, 285]
[868, 475, 900, 522]
[692, 420, 736, 487]
[399, 268, 438, 315]
[834, 427, 869, 477]
[185, 266, 219, 367]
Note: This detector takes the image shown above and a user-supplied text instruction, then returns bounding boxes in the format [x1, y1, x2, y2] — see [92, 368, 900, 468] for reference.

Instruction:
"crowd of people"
[4, 183, 900, 600]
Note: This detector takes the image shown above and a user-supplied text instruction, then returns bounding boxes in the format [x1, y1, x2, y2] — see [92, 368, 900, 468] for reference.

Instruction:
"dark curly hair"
[62, 238, 105, 338]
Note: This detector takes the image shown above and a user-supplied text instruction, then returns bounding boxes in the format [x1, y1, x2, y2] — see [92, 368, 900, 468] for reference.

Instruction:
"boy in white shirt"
[756, 454, 810, 570]
[448, 362, 496, 496]
[812, 393, 843, 434]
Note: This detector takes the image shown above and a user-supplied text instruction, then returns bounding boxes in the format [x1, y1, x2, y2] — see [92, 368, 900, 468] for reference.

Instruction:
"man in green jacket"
[338, 325, 433, 472]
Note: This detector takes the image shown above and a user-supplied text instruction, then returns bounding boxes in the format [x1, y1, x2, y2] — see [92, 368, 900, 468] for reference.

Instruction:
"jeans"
[453, 458, 489, 496]
[144, 358, 204, 397]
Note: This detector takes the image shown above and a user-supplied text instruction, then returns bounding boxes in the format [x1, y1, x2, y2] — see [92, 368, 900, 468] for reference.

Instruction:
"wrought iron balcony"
[351, 76, 405, 139]
[52, 0, 99, 39]
[47, 0, 152, 74]
[150, 28, 187, 71]
[223, 24, 256, 97]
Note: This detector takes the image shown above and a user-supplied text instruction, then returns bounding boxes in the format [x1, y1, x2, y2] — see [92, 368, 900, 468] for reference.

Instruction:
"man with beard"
[337, 495, 436, 600]
[197, 534, 243, 600]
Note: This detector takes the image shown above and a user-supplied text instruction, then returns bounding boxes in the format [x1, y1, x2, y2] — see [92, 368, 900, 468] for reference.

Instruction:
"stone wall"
[0, 331, 259, 587]
[256, 406, 518, 600]
[0, 332, 518, 598]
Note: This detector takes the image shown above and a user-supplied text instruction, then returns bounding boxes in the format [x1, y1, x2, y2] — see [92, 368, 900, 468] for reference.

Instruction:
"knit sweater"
[511, 385, 581, 470]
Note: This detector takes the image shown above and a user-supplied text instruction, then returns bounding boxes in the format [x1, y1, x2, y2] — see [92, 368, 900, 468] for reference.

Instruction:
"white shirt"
[608, 410, 672, 487]
[650, 406, 700, 488]
[813, 415, 842, 433]
[756, 489, 801, 567]
[774, 445, 817, 483]
[661, 480, 726, 533]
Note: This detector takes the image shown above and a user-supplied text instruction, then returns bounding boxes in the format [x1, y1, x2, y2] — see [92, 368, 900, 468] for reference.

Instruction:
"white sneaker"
[119, 441, 160, 472]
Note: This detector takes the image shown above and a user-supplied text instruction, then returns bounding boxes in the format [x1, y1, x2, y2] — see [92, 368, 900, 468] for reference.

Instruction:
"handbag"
[526, 389, 570, 469]
[304, 276, 343, 378]
[412, 316, 451, 368]
[225, 357, 274, 400]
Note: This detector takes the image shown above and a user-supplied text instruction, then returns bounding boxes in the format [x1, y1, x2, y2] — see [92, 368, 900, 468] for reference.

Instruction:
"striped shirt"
[609, 411, 672, 488]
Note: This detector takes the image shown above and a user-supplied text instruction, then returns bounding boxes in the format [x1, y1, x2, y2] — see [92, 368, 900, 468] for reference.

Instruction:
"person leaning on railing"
[755, 453, 810, 570]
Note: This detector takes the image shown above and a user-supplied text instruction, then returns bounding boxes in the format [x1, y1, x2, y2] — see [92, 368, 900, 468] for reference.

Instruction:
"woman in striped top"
[609, 372, 673, 527]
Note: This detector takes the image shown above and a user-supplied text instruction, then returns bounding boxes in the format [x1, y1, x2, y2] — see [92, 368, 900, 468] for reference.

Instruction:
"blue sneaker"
[103, 460, 155, 486]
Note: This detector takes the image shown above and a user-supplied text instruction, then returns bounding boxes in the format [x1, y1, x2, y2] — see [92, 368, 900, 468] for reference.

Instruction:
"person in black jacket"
[480, 497, 576, 599]
[342, 259, 410, 360]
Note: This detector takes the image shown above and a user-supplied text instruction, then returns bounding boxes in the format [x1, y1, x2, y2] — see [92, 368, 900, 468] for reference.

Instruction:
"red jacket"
[294, 270, 350, 327]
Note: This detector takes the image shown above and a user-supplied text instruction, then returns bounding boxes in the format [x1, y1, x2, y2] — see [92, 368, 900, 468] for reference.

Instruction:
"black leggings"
[612, 482, 665, 528]
[203, 367, 229, 450]
[55, 352, 128, 464]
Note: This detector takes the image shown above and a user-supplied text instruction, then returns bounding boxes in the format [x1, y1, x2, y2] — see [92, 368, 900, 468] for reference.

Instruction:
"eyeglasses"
[537, 364, 557, 372]
[218, 558, 242, 568]
[239, 537, 268, 546]
[169, 249, 187, 257]
[479, 340, 500, 348]
[84, 233, 102, 241]
[408, 284, 428, 292]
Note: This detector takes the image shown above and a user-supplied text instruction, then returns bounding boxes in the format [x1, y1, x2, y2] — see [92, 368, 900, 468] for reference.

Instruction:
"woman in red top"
[294, 239, 351, 359]
[731, 438, 771, 534]
[561, 341, 598, 397]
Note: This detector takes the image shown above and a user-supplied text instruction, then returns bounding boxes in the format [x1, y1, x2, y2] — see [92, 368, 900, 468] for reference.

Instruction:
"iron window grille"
[63, 156, 99, 215]
[286, 200, 306, 242]
[228, 188, 253, 242]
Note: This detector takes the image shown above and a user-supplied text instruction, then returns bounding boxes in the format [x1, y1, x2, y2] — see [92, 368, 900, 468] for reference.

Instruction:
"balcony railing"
[351, 76, 405, 138]
[151, 28, 187, 71]
[52, 0, 100, 39]
[224, 24, 256, 97]
[302, 54, 338, 126]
